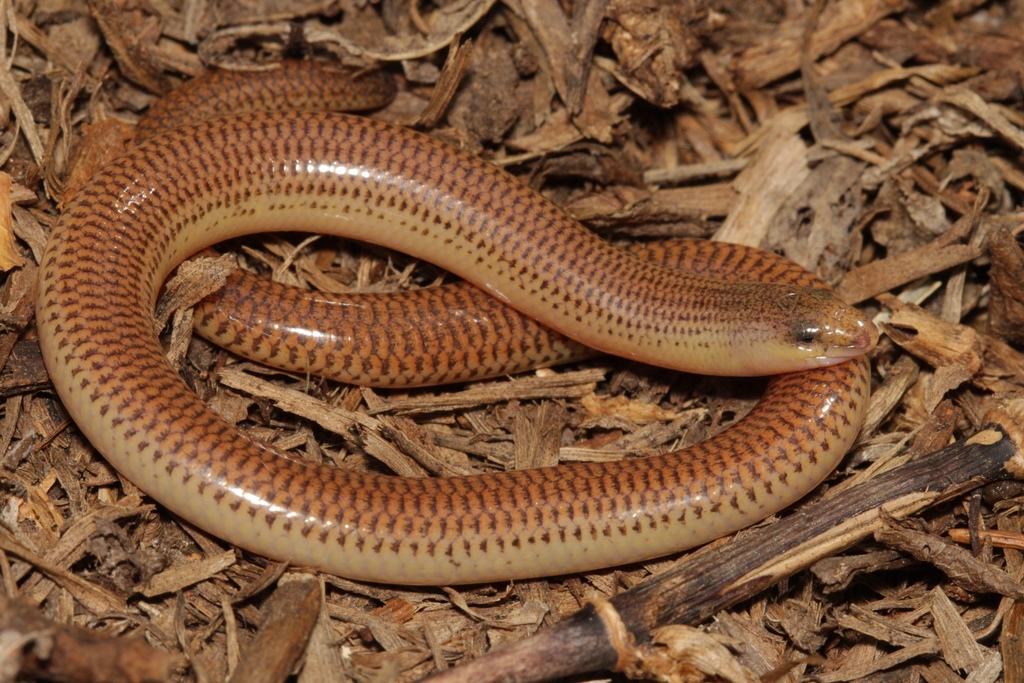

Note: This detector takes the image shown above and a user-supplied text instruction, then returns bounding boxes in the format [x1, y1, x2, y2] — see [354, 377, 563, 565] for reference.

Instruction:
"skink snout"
[852, 315, 880, 351]
[829, 315, 877, 356]
[803, 304, 878, 368]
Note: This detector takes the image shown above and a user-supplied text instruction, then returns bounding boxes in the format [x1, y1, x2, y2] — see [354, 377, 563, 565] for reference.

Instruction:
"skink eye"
[792, 324, 820, 346]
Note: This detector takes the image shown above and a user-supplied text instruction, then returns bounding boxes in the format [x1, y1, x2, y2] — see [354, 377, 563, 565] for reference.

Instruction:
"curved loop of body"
[36, 63, 873, 585]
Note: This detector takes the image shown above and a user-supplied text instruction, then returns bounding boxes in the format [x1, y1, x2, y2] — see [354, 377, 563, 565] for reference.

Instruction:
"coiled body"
[36, 64, 872, 585]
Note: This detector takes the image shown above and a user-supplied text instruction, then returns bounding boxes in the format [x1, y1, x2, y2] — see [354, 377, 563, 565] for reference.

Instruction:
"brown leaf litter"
[1, 0, 1024, 681]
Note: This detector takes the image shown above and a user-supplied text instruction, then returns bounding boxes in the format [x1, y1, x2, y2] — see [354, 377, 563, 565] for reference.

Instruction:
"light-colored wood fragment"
[714, 131, 809, 248]
[139, 550, 237, 597]
[931, 588, 985, 673]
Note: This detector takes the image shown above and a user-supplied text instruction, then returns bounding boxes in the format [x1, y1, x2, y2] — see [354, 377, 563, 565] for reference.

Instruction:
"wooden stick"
[0, 594, 181, 682]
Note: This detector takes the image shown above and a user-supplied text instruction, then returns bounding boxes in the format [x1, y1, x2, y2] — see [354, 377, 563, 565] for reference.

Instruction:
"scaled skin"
[36, 63, 874, 584]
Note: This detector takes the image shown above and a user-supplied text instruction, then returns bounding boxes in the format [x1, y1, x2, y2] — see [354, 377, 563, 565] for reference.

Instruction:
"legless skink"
[36, 62, 874, 584]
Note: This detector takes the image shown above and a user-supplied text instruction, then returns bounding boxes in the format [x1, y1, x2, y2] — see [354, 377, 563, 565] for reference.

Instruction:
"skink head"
[782, 288, 878, 369]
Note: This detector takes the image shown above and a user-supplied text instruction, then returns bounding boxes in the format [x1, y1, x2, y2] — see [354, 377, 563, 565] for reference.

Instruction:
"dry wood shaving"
[1, 1, 1024, 682]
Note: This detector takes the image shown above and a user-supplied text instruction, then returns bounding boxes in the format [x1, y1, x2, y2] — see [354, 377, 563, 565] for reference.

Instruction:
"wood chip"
[9, 2, 1024, 680]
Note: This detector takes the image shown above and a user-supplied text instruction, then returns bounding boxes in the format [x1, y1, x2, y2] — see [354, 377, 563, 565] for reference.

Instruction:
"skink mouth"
[808, 318, 879, 367]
